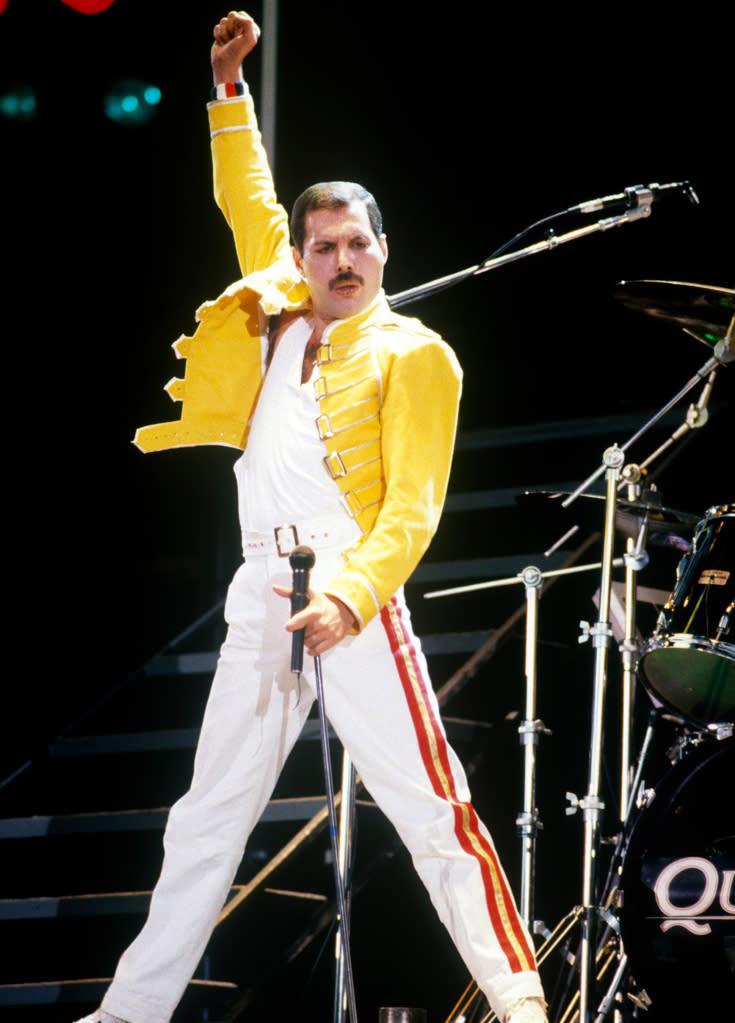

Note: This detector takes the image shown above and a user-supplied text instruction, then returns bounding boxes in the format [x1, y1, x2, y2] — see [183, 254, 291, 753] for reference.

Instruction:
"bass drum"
[619, 736, 735, 1020]
[639, 504, 735, 726]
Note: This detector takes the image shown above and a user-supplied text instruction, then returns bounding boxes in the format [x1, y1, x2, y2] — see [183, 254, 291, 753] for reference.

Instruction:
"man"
[76, 11, 547, 1023]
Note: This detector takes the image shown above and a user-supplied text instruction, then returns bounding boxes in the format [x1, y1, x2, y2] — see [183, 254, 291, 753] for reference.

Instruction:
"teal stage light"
[0, 84, 37, 121]
[104, 79, 162, 126]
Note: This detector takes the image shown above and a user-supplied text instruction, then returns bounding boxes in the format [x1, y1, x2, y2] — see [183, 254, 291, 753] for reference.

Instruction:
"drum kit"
[427, 280, 734, 1022]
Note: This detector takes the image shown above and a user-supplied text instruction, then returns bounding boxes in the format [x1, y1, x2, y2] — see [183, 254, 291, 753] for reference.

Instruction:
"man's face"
[293, 201, 388, 325]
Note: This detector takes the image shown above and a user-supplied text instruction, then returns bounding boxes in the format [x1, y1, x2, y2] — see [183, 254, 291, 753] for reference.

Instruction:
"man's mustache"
[329, 272, 364, 291]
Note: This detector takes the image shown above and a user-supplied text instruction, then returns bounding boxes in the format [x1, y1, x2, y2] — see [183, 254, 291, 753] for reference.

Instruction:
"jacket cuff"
[324, 569, 383, 633]
[207, 87, 255, 135]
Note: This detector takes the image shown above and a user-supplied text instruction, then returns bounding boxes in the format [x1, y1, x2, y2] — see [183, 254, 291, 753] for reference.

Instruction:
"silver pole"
[259, 0, 278, 170]
[577, 445, 624, 1023]
[516, 567, 547, 927]
[313, 654, 359, 1023]
[334, 751, 357, 1023]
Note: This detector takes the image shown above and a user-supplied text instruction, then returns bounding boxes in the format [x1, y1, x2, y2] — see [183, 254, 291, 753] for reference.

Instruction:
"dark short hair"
[290, 181, 383, 253]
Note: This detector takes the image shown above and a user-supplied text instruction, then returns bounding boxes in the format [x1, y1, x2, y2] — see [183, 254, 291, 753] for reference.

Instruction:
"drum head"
[640, 505, 735, 727]
[619, 737, 735, 1019]
[640, 637, 735, 726]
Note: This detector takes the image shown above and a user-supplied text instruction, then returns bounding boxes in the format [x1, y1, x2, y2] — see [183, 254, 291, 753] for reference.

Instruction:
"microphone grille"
[289, 545, 316, 568]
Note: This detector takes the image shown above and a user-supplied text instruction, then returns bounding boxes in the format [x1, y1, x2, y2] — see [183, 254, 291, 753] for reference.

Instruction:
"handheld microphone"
[289, 545, 315, 674]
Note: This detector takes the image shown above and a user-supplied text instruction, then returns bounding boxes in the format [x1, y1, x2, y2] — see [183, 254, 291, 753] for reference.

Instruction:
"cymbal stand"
[568, 445, 624, 1023]
[611, 355, 718, 818]
[561, 354, 718, 510]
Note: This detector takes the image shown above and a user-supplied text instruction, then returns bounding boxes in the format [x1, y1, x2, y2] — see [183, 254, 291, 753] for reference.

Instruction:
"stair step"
[143, 630, 497, 678]
[0, 976, 238, 1007]
[0, 876, 331, 921]
[48, 720, 334, 759]
[0, 890, 154, 920]
[47, 711, 486, 761]
[145, 651, 218, 676]
[0, 797, 330, 840]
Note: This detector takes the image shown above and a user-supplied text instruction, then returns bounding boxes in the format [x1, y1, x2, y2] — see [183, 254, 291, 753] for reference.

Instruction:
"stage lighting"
[0, 84, 37, 121]
[104, 79, 162, 126]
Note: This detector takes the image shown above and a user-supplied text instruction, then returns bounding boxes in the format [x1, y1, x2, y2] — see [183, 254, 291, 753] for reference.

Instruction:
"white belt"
[241, 516, 360, 558]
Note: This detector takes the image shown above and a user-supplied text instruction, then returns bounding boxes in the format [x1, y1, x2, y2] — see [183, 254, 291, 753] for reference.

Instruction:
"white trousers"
[102, 540, 543, 1023]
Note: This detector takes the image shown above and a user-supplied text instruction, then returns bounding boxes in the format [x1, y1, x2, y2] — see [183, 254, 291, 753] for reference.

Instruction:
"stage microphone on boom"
[289, 545, 316, 674]
[570, 180, 699, 215]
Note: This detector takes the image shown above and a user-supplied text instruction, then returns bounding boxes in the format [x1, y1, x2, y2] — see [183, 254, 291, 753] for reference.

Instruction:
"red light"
[61, 0, 116, 10]
[1, 0, 116, 11]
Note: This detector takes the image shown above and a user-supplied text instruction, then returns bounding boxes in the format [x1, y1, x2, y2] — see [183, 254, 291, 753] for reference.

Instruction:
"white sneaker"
[504, 996, 548, 1023]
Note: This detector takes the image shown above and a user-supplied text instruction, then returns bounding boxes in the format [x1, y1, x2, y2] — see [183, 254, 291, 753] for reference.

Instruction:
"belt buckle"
[274, 524, 299, 557]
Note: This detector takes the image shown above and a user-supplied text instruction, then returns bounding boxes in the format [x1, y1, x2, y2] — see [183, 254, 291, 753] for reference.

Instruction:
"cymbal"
[519, 490, 699, 547]
[614, 279, 735, 346]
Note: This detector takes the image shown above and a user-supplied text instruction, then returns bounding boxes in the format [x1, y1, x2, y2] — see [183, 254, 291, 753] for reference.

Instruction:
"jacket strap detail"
[315, 397, 380, 440]
[339, 480, 385, 519]
[323, 439, 381, 480]
[313, 372, 375, 402]
[316, 341, 369, 365]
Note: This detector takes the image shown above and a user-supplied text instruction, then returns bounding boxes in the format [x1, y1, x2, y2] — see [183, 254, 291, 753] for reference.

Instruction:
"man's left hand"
[273, 587, 357, 656]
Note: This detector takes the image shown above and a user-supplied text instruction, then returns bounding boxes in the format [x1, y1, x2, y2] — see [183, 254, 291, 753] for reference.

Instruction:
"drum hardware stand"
[631, 366, 718, 477]
[563, 444, 624, 1023]
[576, 710, 661, 1023]
[427, 558, 622, 938]
[516, 565, 550, 929]
[561, 352, 720, 512]
[617, 468, 650, 821]
[547, 327, 732, 1020]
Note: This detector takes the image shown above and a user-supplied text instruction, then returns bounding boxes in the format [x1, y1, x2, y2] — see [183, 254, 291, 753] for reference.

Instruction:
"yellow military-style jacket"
[133, 87, 462, 630]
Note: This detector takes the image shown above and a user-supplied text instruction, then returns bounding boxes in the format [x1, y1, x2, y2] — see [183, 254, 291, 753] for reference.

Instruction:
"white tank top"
[234, 316, 348, 532]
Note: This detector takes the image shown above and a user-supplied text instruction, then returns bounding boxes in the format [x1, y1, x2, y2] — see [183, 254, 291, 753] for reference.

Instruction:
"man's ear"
[292, 245, 304, 277]
[380, 234, 388, 263]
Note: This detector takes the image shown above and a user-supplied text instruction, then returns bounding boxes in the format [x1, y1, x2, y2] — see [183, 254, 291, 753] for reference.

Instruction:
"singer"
[76, 12, 546, 1023]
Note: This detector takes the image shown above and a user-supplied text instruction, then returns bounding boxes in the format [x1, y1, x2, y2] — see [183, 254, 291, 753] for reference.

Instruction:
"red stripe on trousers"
[380, 597, 535, 974]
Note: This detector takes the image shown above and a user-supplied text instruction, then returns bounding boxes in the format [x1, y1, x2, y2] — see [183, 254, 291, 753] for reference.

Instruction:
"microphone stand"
[388, 206, 654, 310]
[289, 548, 358, 1022]
[314, 653, 359, 1023]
